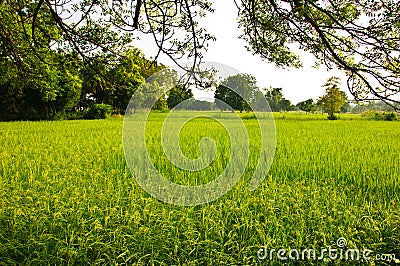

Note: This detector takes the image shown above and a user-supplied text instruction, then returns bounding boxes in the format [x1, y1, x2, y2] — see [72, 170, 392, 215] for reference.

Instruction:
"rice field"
[0, 113, 399, 265]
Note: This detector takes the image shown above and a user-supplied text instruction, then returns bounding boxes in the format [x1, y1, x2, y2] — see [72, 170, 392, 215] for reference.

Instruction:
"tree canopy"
[317, 77, 347, 119]
[264, 87, 295, 112]
[214, 74, 258, 112]
[296, 98, 316, 113]
[1, 0, 400, 109]
[239, 0, 400, 108]
[167, 85, 193, 109]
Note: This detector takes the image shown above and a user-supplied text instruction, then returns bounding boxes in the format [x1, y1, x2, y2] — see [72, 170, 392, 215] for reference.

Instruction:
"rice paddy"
[0, 113, 399, 265]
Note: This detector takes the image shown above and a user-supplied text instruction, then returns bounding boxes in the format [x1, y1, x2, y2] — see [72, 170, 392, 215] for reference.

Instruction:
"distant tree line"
[350, 101, 399, 114]
[213, 74, 398, 120]
[2, 47, 397, 121]
[214, 74, 297, 113]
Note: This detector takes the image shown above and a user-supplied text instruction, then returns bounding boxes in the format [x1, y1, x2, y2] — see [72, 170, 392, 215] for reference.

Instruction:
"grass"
[0, 113, 399, 265]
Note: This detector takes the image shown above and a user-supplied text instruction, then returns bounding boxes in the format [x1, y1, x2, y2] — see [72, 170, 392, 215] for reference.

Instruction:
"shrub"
[240, 113, 257, 120]
[384, 112, 397, 121]
[327, 113, 338, 120]
[361, 110, 398, 121]
[84, 104, 113, 119]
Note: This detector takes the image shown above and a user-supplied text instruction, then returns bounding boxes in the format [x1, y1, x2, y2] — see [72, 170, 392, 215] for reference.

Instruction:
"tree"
[214, 74, 258, 112]
[78, 48, 163, 113]
[238, 1, 400, 108]
[351, 100, 400, 114]
[0, 0, 83, 120]
[317, 77, 346, 120]
[3, 0, 400, 108]
[280, 99, 296, 111]
[152, 96, 168, 111]
[214, 85, 241, 112]
[297, 99, 316, 113]
[167, 85, 193, 109]
[265, 87, 283, 112]
[128, 68, 181, 111]
[186, 100, 214, 111]
[264, 87, 294, 111]
[340, 98, 351, 113]
[0, 0, 164, 119]
[0, 0, 213, 85]
[0, 49, 82, 120]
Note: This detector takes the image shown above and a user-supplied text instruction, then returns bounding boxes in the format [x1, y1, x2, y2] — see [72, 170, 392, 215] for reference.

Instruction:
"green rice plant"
[0, 113, 398, 265]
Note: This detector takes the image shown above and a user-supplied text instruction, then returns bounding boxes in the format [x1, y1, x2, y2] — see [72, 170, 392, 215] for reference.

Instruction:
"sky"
[134, 1, 347, 104]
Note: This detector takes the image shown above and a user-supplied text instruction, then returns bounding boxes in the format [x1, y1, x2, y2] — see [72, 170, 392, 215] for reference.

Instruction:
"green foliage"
[79, 49, 162, 114]
[214, 76, 294, 113]
[265, 87, 283, 112]
[167, 85, 193, 109]
[2, 0, 400, 107]
[352, 101, 398, 114]
[84, 104, 113, 119]
[0, 52, 83, 121]
[0, 43, 160, 120]
[317, 77, 346, 119]
[384, 112, 398, 121]
[187, 100, 214, 110]
[152, 96, 169, 111]
[361, 110, 398, 121]
[327, 113, 339, 120]
[237, 0, 400, 106]
[0, 0, 85, 121]
[172, 99, 214, 110]
[0, 0, 161, 121]
[265, 87, 295, 112]
[215, 78, 248, 112]
[214, 84, 238, 111]
[128, 68, 180, 112]
[296, 99, 316, 113]
[214, 74, 258, 112]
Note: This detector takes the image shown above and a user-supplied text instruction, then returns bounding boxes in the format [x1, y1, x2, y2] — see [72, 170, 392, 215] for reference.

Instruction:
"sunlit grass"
[0, 113, 399, 264]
